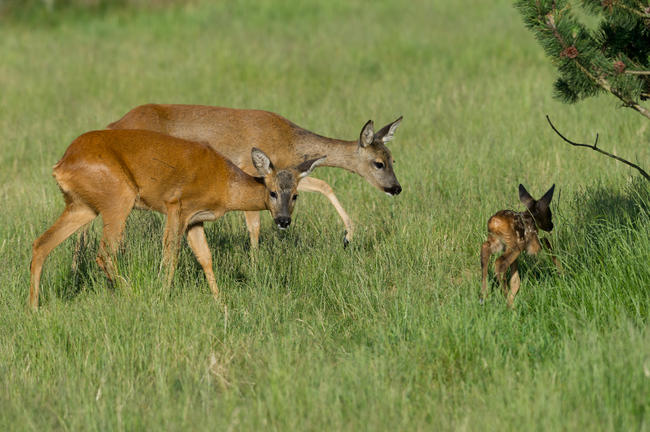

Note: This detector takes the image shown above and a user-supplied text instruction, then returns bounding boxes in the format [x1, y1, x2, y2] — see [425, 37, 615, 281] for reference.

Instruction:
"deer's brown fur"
[107, 104, 403, 247]
[480, 184, 561, 307]
[29, 129, 324, 309]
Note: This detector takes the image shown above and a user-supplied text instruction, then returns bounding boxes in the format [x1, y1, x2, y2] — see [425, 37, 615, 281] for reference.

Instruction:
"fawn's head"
[355, 117, 403, 196]
[519, 184, 555, 232]
[252, 148, 326, 229]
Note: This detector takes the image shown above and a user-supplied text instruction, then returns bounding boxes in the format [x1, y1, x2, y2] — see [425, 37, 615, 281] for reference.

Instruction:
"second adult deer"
[480, 184, 561, 307]
[29, 129, 325, 309]
[107, 104, 403, 247]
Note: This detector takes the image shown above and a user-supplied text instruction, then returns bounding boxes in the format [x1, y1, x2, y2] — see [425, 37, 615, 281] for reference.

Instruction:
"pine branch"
[541, 7, 650, 119]
[546, 115, 650, 181]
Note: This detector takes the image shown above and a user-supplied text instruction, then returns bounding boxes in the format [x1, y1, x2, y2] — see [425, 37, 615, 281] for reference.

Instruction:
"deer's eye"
[270, 191, 277, 199]
[373, 161, 385, 169]
[292, 194, 298, 201]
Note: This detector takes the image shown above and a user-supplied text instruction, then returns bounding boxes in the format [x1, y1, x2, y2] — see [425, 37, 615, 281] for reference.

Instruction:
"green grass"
[1, 0, 649, 430]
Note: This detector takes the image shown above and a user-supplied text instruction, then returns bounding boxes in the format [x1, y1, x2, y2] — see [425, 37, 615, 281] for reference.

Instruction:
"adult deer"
[107, 104, 403, 248]
[480, 184, 561, 308]
[29, 129, 325, 309]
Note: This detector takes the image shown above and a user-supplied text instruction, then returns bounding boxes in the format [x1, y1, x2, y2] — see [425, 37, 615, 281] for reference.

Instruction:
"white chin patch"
[386, 192, 394, 196]
[277, 225, 288, 230]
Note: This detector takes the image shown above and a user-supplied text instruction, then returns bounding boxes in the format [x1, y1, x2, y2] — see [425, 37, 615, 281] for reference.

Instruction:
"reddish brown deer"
[480, 184, 561, 307]
[107, 104, 403, 247]
[29, 129, 325, 309]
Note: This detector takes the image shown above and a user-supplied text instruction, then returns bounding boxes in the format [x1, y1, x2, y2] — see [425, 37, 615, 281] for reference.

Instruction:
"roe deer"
[107, 104, 403, 247]
[29, 129, 325, 309]
[480, 184, 561, 308]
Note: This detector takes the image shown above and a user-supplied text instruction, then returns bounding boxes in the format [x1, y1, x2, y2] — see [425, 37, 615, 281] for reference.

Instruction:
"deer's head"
[252, 148, 326, 229]
[355, 117, 403, 196]
[519, 184, 555, 232]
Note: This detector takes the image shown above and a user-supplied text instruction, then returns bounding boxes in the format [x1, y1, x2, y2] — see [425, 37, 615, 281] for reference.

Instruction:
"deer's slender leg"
[495, 249, 521, 297]
[540, 237, 562, 273]
[30, 202, 97, 310]
[506, 260, 521, 308]
[71, 225, 90, 272]
[297, 176, 354, 247]
[161, 202, 183, 288]
[96, 195, 135, 284]
[186, 223, 219, 298]
[243, 211, 261, 250]
[480, 235, 502, 302]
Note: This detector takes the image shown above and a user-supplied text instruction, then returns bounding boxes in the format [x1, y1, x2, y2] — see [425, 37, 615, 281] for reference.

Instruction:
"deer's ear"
[518, 184, 535, 209]
[538, 184, 555, 208]
[297, 156, 327, 179]
[359, 120, 375, 148]
[375, 116, 403, 144]
[251, 147, 274, 177]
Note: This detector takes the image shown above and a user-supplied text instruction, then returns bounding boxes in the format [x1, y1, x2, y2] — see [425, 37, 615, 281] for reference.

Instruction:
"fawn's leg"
[186, 223, 219, 298]
[30, 202, 97, 310]
[540, 237, 562, 273]
[298, 176, 354, 247]
[243, 211, 261, 250]
[494, 249, 521, 297]
[506, 260, 521, 308]
[480, 235, 503, 302]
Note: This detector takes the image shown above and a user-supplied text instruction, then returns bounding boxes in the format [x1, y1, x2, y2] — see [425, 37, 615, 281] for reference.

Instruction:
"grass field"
[1, 0, 649, 430]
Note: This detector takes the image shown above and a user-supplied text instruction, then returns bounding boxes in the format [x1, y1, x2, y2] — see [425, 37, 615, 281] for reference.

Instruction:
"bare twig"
[624, 70, 650, 76]
[546, 115, 650, 181]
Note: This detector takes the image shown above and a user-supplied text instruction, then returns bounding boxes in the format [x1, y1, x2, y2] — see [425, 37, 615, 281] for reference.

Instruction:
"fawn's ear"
[538, 184, 555, 209]
[359, 120, 375, 148]
[374, 116, 403, 144]
[251, 147, 274, 177]
[518, 184, 535, 209]
[297, 156, 327, 179]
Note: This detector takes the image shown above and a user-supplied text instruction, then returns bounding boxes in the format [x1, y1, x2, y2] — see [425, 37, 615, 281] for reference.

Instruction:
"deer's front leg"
[297, 176, 354, 247]
[540, 237, 562, 273]
[162, 203, 183, 288]
[186, 223, 219, 298]
[243, 211, 261, 250]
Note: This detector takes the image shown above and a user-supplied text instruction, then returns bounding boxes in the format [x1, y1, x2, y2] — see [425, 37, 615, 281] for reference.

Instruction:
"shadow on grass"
[570, 177, 649, 232]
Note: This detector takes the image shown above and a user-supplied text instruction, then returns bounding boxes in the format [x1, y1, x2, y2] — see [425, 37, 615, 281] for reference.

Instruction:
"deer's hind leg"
[495, 248, 521, 298]
[71, 225, 90, 273]
[506, 259, 521, 308]
[30, 200, 97, 309]
[297, 176, 354, 247]
[480, 234, 503, 302]
[94, 190, 136, 284]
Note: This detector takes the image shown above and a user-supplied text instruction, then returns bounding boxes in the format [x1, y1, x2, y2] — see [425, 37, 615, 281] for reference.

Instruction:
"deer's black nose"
[275, 217, 291, 229]
[384, 184, 402, 196]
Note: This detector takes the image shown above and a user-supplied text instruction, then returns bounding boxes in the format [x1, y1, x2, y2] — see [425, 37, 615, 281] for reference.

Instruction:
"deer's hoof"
[343, 231, 350, 248]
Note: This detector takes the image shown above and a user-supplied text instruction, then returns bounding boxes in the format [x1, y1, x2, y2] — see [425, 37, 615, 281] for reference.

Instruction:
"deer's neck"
[223, 169, 267, 212]
[519, 211, 539, 234]
[293, 129, 360, 174]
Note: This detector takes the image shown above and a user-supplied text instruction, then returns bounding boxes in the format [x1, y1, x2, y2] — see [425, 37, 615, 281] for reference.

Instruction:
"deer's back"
[108, 104, 302, 174]
[54, 129, 233, 212]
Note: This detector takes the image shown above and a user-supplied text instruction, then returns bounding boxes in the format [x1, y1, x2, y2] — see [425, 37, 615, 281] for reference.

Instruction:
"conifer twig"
[546, 115, 650, 181]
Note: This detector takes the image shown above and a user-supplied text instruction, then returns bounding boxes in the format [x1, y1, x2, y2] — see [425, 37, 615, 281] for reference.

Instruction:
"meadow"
[1, 0, 649, 430]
